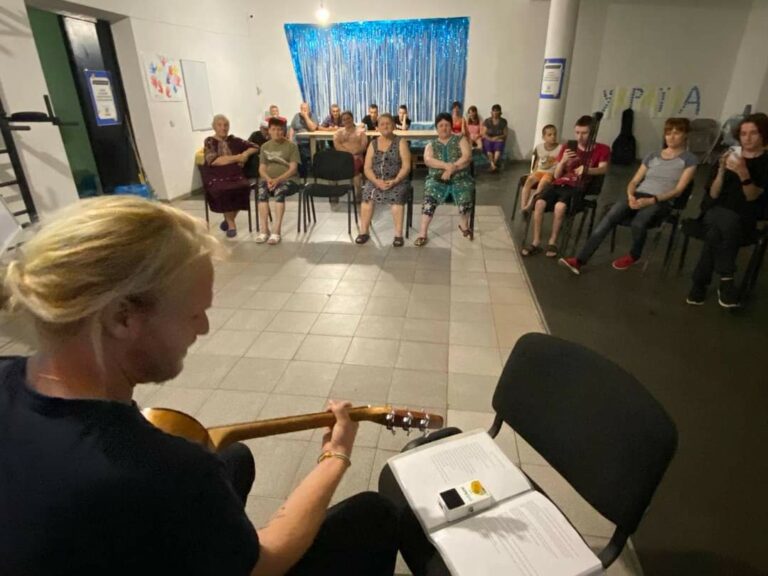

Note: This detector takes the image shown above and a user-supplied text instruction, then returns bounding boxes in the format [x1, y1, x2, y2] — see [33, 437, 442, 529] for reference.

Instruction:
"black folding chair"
[678, 217, 767, 301]
[608, 181, 694, 273]
[511, 149, 538, 220]
[302, 149, 358, 234]
[379, 332, 677, 573]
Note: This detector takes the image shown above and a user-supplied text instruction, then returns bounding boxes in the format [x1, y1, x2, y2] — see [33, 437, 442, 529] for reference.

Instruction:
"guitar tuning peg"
[402, 410, 413, 436]
[385, 409, 396, 435]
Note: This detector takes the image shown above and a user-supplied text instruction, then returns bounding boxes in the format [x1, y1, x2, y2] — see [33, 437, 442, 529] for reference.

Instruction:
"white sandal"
[254, 232, 269, 244]
[267, 233, 281, 245]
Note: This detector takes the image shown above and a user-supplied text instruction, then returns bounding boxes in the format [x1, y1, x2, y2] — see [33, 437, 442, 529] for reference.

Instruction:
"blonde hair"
[2, 196, 221, 331]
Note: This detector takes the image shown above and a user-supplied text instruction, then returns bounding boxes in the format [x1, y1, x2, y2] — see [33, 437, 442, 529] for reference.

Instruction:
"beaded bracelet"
[317, 450, 352, 468]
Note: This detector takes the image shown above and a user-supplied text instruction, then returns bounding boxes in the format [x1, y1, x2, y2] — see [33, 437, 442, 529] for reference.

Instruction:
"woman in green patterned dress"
[415, 112, 474, 246]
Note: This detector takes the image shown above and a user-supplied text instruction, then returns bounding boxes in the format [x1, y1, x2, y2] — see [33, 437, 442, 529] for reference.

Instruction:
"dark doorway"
[28, 8, 142, 196]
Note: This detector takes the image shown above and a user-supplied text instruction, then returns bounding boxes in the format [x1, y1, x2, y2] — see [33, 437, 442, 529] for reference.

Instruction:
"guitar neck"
[208, 406, 381, 451]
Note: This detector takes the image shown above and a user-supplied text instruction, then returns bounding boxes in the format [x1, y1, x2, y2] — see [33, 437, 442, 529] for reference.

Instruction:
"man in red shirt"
[523, 115, 610, 257]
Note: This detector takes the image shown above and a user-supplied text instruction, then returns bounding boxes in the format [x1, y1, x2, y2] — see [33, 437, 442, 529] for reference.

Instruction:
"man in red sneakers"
[560, 117, 696, 275]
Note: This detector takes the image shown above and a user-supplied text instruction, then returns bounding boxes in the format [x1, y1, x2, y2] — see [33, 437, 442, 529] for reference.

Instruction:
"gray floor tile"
[389, 369, 448, 408]
[195, 389, 269, 428]
[246, 332, 306, 360]
[309, 313, 361, 337]
[198, 329, 261, 357]
[166, 354, 238, 389]
[294, 334, 352, 363]
[356, 315, 405, 339]
[274, 361, 340, 397]
[344, 337, 400, 367]
[330, 364, 393, 403]
[218, 357, 289, 392]
[396, 341, 448, 372]
[265, 310, 319, 334]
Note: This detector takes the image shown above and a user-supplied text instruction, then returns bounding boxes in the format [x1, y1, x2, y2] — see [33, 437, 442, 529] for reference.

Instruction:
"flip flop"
[545, 244, 559, 258]
[458, 224, 473, 240]
[521, 244, 541, 257]
[414, 236, 428, 247]
[355, 233, 370, 245]
[392, 236, 404, 247]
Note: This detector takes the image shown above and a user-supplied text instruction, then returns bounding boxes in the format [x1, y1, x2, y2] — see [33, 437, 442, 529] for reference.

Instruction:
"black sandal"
[545, 244, 559, 258]
[355, 233, 370, 245]
[521, 244, 542, 257]
[393, 236, 404, 247]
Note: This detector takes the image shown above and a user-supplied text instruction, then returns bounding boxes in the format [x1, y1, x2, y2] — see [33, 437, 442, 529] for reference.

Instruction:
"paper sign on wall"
[540, 58, 566, 100]
[84, 70, 120, 126]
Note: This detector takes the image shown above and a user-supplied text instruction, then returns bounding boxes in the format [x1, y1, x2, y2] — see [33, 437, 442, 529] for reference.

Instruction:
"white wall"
[0, 0, 79, 218]
[563, 0, 753, 158]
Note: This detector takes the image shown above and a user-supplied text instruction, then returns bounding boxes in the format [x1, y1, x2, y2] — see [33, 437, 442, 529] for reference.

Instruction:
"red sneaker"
[558, 257, 581, 276]
[612, 254, 637, 270]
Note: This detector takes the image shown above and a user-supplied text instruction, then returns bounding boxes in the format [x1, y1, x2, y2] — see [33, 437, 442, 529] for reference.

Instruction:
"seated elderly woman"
[202, 114, 259, 238]
[356, 113, 411, 247]
[414, 112, 474, 246]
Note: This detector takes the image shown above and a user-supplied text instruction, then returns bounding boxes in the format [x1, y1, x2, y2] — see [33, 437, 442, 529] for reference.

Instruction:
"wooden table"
[296, 129, 438, 159]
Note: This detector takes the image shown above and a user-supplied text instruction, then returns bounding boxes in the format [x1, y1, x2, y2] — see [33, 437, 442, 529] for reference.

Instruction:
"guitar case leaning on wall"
[611, 108, 637, 165]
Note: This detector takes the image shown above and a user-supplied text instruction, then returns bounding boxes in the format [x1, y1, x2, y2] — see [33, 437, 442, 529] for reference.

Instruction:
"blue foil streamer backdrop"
[284, 17, 469, 124]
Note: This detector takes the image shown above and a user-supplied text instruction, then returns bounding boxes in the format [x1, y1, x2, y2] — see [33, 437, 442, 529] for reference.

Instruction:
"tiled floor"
[0, 194, 642, 575]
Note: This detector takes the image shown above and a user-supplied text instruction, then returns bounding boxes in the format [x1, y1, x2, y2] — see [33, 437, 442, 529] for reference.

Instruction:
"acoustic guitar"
[142, 405, 444, 452]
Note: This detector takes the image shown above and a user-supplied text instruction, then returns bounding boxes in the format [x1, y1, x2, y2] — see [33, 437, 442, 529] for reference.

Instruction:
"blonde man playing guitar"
[0, 197, 399, 576]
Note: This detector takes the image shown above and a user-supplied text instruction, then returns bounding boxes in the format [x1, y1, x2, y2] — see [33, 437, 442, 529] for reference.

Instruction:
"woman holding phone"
[686, 113, 768, 308]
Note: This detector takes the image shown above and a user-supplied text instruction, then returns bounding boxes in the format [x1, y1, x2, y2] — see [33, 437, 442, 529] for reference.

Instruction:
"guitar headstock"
[354, 406, 444, 436]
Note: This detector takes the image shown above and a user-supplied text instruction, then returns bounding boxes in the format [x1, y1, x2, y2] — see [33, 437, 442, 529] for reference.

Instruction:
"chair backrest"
[583, 174, 605, 197]
[312, 149, 355, 182]
[492, 333, 677, 536]
[670, 180, 695, 211]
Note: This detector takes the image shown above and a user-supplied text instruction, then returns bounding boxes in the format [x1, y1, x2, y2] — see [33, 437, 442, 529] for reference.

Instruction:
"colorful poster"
[84, 69, 120, 126]
[596, 85, 701, 119]
[143, 54, 185, 102]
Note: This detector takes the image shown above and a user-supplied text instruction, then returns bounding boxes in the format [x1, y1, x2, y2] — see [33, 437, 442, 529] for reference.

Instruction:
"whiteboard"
[181, 60, 213, 131]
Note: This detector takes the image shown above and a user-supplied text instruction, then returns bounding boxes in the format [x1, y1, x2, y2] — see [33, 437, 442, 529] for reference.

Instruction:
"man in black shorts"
[523, 115, 610, 258]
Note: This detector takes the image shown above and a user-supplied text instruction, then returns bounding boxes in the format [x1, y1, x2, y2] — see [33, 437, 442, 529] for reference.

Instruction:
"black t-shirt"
[711, 152, 768, 229]
[0, 357, 259, 576]
[362, 115, 378, 131]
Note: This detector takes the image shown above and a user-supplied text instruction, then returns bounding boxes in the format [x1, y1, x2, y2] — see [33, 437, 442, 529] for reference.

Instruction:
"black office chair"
[379, 332, 677, 572]
[302, 149, 358, 234]
[608, 181, 694, 273]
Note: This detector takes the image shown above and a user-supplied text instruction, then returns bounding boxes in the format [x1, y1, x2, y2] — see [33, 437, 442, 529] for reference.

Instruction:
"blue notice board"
[84, 69, 121, 126]
[540, 58, 566, 100]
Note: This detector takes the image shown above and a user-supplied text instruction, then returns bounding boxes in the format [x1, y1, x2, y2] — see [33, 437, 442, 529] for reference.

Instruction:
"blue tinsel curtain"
[284, 17, 469, 125]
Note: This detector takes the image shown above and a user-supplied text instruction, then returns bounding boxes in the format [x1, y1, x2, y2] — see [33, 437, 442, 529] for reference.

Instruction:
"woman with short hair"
[686, 113, 768, 308]
[202, 114, 259, 237]
[357, 113, 411, 247]
[415, 112, 474, 246]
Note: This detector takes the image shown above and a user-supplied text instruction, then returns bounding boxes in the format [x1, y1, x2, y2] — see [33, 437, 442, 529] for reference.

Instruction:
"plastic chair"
[379, 332, 678, 571]
[302, 149, 358, 234]
[609, 181, 694, 273]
